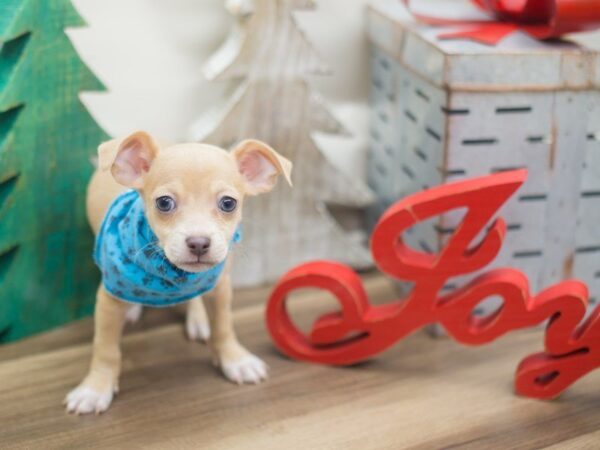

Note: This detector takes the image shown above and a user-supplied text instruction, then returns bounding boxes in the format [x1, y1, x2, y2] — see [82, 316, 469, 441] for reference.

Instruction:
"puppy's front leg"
[204, 266, 267, 385]
[186, 296, 210, 342]
[65, 285, 128, 414]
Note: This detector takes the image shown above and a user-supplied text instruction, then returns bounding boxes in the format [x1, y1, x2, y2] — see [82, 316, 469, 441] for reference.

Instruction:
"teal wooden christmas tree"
[0, 0, 108, 342]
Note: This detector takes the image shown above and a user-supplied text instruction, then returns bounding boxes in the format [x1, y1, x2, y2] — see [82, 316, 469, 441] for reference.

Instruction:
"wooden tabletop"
[1, 274, 600, 449]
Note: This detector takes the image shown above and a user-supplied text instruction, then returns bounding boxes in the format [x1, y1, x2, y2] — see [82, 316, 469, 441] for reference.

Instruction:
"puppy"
[65, 131, 292, 415]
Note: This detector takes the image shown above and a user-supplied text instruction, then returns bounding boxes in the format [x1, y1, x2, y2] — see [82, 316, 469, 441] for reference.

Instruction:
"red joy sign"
[266, 170, 600, 399]
[404, 0, 600, 45]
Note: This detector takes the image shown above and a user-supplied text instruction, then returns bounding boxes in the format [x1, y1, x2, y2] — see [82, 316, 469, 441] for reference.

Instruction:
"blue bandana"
[93, 190, 241, 307]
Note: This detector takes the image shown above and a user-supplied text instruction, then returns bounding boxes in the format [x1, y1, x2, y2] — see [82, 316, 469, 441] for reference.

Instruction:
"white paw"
[64, 385, 115, 415]
[186, 315, 210, 342]
[221, 354, 268, 385]
[125, 304, 143, 324]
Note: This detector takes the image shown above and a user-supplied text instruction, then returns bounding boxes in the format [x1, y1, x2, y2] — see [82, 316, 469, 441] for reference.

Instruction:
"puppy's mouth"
[173, 258, 220, 272]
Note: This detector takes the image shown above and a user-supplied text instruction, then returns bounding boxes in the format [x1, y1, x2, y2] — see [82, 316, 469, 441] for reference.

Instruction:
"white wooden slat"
[573, 252, 600, 308]
[538, 91, 588, 289]
[580, 91, 600, 192]
[575, 196, 600, 248]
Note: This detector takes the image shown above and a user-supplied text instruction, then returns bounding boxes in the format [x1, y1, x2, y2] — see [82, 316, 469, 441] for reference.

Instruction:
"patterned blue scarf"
[93, 190, 241, 307]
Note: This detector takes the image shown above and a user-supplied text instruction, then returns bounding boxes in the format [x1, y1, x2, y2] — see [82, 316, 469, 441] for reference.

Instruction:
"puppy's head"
[101, 131, 292, 272]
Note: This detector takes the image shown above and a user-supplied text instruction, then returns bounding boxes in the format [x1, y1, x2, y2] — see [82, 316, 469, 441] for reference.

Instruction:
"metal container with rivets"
[367, 0, 600, 318]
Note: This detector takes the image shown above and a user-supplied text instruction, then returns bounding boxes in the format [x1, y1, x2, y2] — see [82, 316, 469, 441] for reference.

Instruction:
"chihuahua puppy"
[65, 131, 292, 415]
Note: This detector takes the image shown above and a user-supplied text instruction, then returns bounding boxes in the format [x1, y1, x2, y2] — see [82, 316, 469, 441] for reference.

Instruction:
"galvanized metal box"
[366, 0, 600, 315]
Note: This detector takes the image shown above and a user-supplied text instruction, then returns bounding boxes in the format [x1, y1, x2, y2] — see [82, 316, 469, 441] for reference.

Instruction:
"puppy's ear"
[111, 131, 160, 189]
[232, 139, 292, 195]
[97, 138, 120, 172]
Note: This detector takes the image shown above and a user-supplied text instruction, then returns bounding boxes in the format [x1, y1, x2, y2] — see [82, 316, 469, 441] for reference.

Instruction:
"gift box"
[366, 0, 600, 315]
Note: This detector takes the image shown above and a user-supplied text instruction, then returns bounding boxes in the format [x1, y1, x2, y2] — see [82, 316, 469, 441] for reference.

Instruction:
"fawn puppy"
[65, 131, 292, 415]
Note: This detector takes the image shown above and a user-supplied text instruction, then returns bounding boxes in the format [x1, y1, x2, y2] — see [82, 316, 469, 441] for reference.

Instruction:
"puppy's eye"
[218, 196, 237, 213]
[155, 196, 176, 213]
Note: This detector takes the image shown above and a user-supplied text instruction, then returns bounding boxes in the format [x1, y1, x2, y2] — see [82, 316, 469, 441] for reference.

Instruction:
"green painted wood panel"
[0, 0, 108, 342]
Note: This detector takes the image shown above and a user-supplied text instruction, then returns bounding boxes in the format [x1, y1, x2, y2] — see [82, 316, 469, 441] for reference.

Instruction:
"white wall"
[68, 0, 373, 181]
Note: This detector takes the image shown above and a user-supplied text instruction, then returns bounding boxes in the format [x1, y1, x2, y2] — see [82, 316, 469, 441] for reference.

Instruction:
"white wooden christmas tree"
[192, 0, 374, 286]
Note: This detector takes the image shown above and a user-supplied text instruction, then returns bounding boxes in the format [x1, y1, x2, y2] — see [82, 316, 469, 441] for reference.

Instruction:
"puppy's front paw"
[64, 376, 117, 415]
[220, 353, 268, 385]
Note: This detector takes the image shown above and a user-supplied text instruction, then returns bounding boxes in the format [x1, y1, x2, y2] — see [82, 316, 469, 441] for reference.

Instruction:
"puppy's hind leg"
[185, 296, 210, 342]
[125, 304, 143, 324]
[65, 285, 128, 415]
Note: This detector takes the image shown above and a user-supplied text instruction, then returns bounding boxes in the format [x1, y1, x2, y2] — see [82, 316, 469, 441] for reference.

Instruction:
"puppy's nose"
[186, 236, 211, 256]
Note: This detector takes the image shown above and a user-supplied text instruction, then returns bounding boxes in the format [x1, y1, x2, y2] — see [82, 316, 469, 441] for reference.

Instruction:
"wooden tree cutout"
[266, 169, 600, 399]
[0, 0, 108, 341]
[193, 0, 374, 286]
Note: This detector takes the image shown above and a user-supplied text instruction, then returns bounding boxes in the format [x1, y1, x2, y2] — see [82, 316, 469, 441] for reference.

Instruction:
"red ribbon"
[404, 0, 600, 45]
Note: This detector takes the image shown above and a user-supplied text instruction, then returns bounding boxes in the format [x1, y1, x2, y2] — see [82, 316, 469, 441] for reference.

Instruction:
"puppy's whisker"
[132, 241, 161, 263]
[233, 246, 252, 263]
[132, 243, 154, 260]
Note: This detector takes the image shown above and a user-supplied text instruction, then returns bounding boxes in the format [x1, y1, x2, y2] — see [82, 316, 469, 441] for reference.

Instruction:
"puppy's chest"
[93, 190, 228, 306]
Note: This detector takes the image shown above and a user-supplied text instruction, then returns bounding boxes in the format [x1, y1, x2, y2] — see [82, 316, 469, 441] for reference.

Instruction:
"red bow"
[405, 0, 600, 45]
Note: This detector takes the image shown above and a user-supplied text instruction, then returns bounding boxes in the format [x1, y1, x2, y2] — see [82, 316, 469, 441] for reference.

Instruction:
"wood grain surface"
[1, 273, 599, 449]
